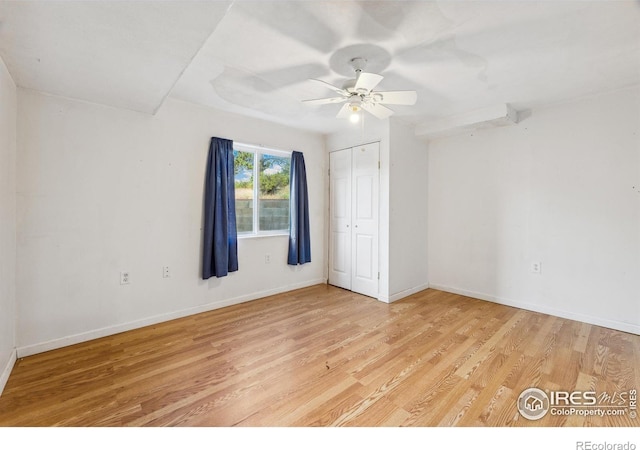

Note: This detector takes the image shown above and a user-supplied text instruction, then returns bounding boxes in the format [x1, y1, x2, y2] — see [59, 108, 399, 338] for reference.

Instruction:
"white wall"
[16, 90, 326, 356]
[0, 56, 17, 393]
[387, 118, 428, 301]
[428, 86, 640, 334]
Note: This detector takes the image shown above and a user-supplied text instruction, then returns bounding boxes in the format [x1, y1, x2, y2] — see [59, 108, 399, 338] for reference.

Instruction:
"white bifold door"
[329, 142, 379, 298]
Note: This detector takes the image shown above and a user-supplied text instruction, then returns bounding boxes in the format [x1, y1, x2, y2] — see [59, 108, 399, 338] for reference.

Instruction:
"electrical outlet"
[265, 254, 271, 264]
[120, 271, 130, 285]
[163, 266, 170, 278]
[531, 262, 542, 274]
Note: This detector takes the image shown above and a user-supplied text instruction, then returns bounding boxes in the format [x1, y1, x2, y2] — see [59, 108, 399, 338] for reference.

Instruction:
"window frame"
[233, 142, 292, 238]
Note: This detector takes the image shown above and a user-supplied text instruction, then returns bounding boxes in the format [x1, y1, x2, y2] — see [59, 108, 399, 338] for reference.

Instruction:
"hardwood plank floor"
[0, 285, 638, 427]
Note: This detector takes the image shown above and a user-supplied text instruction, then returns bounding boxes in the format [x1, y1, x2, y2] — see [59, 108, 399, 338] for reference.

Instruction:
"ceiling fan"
[302, 57, 417, 122]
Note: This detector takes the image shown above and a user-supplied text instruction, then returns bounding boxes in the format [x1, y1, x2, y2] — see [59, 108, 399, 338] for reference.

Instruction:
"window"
[234, 144, 291, 235]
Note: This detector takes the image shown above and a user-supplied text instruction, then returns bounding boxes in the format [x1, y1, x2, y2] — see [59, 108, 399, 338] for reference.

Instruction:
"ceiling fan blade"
[309, 78, 348, 96]
[302, 97, 348, 105]
[336, 103, 352, 119]
[354, 72, 383, 93]
[373, 90, 417, 105]
[362, 102, 394, 120]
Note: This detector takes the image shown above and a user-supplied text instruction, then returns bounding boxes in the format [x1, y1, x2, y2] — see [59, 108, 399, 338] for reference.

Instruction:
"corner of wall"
[0, 54, 18, 397]
[387, 115, 429, 297]
[0, 349, 17, 396]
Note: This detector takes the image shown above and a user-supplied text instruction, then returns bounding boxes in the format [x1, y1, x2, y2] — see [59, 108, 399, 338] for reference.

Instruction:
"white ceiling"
[1, 1, 639, 134]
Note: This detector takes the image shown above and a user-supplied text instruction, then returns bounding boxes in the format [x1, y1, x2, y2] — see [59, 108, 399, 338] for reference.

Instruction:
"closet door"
[328, 143, 379, 298]
[329, 148, 352, 290]
[350, 142, 379, 298]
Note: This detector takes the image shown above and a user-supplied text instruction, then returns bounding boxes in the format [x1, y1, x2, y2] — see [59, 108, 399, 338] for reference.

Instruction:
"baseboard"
[17, 278, 327, 358]
[377, 283, 430, 304]
[0, 349, 17, 396]
[429, 283, 640, 336]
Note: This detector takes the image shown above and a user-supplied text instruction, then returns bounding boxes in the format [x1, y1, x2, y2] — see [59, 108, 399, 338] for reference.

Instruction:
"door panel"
[328, 149, 352, 290]
[355, 176, 373, 219]
[351, 143, 379, 298]
[333, 178, 349, 219]
[332, 231, 348, 274]
[354, 234, 373, 279]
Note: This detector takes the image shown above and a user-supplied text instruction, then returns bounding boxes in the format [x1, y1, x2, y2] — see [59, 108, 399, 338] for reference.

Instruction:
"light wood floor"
[0, 285, 638, 426]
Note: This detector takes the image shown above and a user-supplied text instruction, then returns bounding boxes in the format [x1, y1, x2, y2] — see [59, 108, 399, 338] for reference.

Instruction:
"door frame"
[328, 142, 380, 298]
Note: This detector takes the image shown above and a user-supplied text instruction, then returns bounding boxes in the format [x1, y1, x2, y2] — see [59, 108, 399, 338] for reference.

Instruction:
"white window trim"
[235, 142, 292, 158]
[234, 142, 292, 238]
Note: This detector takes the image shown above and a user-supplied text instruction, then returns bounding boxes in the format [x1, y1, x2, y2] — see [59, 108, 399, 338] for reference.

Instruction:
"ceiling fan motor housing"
[349, 57, 368, 73]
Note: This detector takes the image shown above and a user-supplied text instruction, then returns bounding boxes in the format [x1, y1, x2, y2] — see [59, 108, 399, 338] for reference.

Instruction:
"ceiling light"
[349, 104, 361, 123]
[348, 100, 362, 123]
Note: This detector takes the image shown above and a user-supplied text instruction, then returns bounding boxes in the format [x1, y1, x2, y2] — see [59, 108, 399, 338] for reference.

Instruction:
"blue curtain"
[288, 151, 311, 265]
[202, 137, 238, 279]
